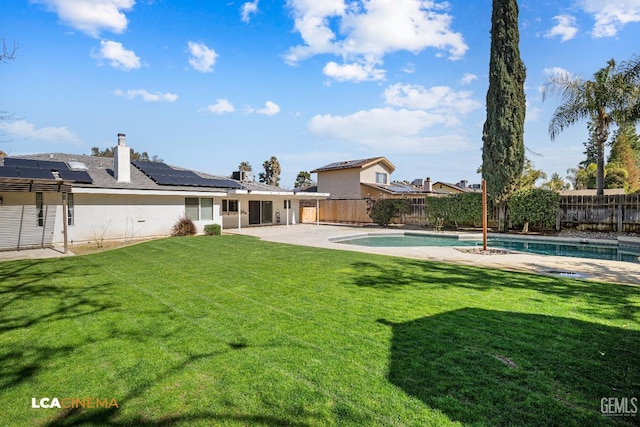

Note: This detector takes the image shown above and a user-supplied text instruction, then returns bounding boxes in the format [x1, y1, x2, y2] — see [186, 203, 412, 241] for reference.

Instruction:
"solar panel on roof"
[36, 160, 69, 170]
[0, 167, 19, 178]
[4, 158, 41, 168]
[58, 169, 93, 184]
[17, 168, 55, 180]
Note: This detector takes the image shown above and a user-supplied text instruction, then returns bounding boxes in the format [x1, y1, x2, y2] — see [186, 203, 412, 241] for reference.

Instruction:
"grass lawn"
[1, 235, 639, 426]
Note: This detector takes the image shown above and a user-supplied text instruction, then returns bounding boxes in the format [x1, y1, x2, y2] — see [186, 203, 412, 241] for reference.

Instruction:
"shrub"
[204, 224, 221, 236]
[368, 199, 410, 227]
[424, 193, 483, 228]
[171, 216, 196, 237]
[508, 188, 560, 232]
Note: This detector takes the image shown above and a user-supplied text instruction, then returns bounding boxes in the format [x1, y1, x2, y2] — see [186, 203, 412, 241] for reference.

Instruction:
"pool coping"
[234, 224, 640, 286]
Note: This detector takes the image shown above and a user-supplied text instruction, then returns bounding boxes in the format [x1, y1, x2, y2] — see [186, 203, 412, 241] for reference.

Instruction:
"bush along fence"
[320, 193, 640, 233]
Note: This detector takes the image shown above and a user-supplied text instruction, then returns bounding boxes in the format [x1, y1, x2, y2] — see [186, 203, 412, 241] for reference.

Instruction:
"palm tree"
[542, 58, 638, 195]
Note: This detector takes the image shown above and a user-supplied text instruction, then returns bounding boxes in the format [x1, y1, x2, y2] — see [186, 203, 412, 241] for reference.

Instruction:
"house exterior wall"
[316, 169, 361, 198]
[360, 163, 392, 184]
[432, 183, 464, 194]
[316, 162, 393, 199]
[62, 192, 223, 244]
[221, 195, 300, 229]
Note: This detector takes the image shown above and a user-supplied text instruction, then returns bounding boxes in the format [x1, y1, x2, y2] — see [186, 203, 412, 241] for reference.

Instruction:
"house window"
[223, 199, 239, 212]
[185, 198, 200, 221]
[284, 200, 291, 209]
[67, 193, 74, 226]
[376, 172, 388, 184]
[36, 192, 44, 226]
[201, 198, 213, 221]
[185, 197, 214, 221]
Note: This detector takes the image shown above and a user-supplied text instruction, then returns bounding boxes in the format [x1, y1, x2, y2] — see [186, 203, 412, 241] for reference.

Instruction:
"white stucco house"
[0, 134, 328, 251]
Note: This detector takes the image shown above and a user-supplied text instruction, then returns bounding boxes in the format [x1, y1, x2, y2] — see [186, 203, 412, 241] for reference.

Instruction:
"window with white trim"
[375, 172, 388, 184]
[67, 193, 74, 226]
[36, 192, 44, 226]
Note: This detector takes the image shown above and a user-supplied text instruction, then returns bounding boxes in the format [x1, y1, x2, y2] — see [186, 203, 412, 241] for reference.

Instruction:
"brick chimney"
[114, 133, 131, 182]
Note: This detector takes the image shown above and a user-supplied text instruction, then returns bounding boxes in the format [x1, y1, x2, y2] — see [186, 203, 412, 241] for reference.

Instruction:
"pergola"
[0, 178, 73, 253]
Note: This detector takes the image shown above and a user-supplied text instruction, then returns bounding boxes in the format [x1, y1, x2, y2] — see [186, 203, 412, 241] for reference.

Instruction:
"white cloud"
[308, 108, 472, 153]
[543, 66, 572, 77]
[545, 14, 578, 41]
[578, 0, 640, 37]
[0, 120, 82, 145]
[323, 61, 385, 82]
[207, 99, 235, 114]
[34, 0, 134, 37]
[285, 0, 468, 82]
[187, 41, 218, 73]
[114, 89, 178, 102]
[383, 83, 481, 116]
[241, 0, 259, 23]
[460, 73, 477, 85]
[93, 40, 141, 70]
[256, 101, 280, 116]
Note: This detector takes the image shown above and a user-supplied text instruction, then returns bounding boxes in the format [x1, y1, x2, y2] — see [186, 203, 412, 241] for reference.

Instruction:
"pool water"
[338, 234, 640, 264]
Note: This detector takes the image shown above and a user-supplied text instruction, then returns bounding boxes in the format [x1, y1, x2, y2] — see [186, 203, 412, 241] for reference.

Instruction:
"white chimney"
[114, 133, 131, 182]
[424, 177, 433, 192]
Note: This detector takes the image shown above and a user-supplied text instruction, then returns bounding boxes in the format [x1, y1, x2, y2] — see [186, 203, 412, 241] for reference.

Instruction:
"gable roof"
[0, 153, 258, 193]
[311, 157, 395, 173]
[432, 181, 475, 193]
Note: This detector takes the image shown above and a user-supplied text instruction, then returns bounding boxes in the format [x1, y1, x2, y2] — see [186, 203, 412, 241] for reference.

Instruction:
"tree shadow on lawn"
[350, 260, 640, 322]
[0, 259, 119, 390]
[380, 308, 640, 426]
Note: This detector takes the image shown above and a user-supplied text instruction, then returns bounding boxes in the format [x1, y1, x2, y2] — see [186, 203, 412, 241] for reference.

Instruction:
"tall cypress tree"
[482, 0, 526, 208]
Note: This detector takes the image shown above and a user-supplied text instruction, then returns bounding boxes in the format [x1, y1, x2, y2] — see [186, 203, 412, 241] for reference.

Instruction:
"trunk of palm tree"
[594, 113, 609, 196]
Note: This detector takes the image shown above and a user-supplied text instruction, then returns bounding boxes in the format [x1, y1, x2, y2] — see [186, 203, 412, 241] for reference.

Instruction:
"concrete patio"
[232, 224, 640, 286]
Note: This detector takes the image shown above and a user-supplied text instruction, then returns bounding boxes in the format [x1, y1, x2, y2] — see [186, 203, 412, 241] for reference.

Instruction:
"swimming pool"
[336, 233, 640, 264]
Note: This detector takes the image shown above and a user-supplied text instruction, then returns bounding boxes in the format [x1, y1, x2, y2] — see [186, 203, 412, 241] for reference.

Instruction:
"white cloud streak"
[93, 40, 141, 70]
[207, 99, 235, 114]
[545, 14, 578, 41]
[285, 0, 467, 82]
[256, 101, 281, 116]
[114, 89, 178, 102]
[34, 0, 134, 37]
[0, 120, 82, 145]
[187, 41, 218, 73]
[241, 0, 259, 23]
[578, 0, 640, 37]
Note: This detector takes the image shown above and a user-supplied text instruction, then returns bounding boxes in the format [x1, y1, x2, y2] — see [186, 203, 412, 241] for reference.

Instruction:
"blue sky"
[2, 0, 640, 188]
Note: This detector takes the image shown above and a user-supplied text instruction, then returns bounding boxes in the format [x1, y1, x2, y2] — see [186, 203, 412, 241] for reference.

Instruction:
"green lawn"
[1, 235, 639, 426]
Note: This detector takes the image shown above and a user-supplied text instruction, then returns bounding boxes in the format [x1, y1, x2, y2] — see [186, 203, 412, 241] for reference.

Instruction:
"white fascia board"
[71, 187, 228, 197]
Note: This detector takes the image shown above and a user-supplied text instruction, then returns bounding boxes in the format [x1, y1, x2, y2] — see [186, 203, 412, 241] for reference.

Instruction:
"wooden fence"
[318, 194, 640, 232]
[559, 194, 640, 232]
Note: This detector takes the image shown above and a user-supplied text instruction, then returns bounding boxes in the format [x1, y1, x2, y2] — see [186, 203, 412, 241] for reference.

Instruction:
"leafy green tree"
[509, 188, 560, 233]
[481, 0, 526, 229]
[90, 146, 162, 162]
[238, 161, 252, 171]
[607, 123, 640, 192]
[368, 199, 410, 227]
[294, 171, 314, 188]
[543, 58, 640, 195]
[259, 156, 281, 187]
[518, 158, 547, 189]
[604, 165, 627, 189]
[579, 119, 599, 169]
[541, 173, 570, 191]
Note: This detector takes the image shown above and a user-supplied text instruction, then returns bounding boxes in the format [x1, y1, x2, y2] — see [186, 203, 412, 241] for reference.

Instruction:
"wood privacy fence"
[558, 194, 640, 232]
[318, 194, 640, 232]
